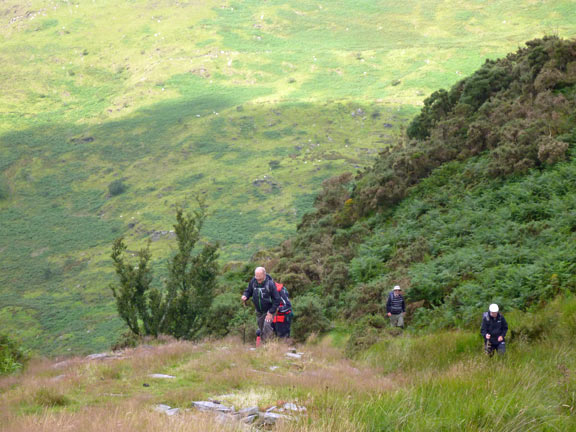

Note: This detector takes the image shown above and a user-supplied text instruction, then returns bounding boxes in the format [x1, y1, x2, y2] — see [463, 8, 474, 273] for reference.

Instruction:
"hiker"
[241, 267, 280, 343]
[386, 285, 406, 328]
[481, 304, 508, 356]
[272, 281, 292, 339]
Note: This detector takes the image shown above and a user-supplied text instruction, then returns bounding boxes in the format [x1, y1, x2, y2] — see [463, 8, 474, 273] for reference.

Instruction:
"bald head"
[254, 267, 266, 283]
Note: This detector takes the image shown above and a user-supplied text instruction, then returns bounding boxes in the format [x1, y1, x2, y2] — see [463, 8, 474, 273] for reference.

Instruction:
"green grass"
[1, 0, 575, 354]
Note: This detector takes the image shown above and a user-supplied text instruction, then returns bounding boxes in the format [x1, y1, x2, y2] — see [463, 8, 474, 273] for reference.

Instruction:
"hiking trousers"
[484, 339, 505, 356]
[390, 312, 404, 328]
[257, 311, 275, 342]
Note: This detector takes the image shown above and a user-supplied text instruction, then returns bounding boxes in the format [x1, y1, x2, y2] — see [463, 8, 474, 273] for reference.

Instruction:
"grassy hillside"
[1, 294, 576, 431]
[1, 0, 575, 355]
[264, 37, 576, 347]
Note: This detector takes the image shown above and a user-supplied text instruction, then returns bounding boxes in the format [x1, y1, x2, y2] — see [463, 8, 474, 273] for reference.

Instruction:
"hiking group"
[242, 269, 508, 355]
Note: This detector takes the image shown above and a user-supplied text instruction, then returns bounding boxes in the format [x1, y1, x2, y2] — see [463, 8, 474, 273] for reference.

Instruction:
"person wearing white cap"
[386, 285, 406, 328]
[480, 303, 508, 356]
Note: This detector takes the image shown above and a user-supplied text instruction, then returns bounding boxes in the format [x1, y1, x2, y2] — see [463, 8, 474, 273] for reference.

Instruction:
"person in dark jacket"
[386, 285, 406, 328]
[272, 281, 292, 339]
[241, 267, 280, 342]
[480, 303, 508, 356]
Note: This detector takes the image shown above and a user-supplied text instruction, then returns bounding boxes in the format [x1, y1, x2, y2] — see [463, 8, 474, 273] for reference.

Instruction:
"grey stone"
[154, 404, 172, 413]
[260, 412, 294, 425]
[265, 406, 277, 413]
[86, 352, 123, 361]
[148, 373, 176, 379]
[283, 402, 307, 412]
[242, 414, 258, 424]
[192, 401, 233, 413]
[165, 408, 180, 416]
[86, 352, 110, 360]
[285, 352, 303, 359]
[238, 406, 259, 417]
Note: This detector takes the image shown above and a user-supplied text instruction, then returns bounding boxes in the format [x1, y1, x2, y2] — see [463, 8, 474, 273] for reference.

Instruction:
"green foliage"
[110, 330, 141, 351]
[270, 37, 576, 336]
[0, 333, 28, 375]
[205, 292, 240, 338]
[0, 177, 9, 201]
[107, 179, 127, 196]
[110, 238, 156, 336]
[345, 314, 388, 357]
[109, 205, 219, 339]
[291, 293, 331, 342]
[32, 388, 72, 407]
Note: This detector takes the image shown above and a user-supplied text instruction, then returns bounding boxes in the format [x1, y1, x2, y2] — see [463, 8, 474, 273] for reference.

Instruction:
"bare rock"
[148, 374, 176, 379]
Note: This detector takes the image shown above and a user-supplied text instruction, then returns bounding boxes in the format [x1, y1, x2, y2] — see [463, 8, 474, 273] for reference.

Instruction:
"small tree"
[110, 202, 219, 339]
[110, 239, 159, 336]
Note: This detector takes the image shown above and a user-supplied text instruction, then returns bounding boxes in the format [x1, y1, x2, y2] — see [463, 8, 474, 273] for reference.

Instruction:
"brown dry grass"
[1, 401, 246, 432]
[0, 337, 398, 432]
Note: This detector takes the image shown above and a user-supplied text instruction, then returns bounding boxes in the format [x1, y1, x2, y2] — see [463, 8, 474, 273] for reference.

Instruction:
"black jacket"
[480, 312, 508, 340]
[243, 274, 280, 314]
[386, 292, 405, 314]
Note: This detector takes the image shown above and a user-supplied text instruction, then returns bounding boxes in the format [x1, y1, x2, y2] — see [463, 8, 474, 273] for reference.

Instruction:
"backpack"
[275, 282, 292, 314]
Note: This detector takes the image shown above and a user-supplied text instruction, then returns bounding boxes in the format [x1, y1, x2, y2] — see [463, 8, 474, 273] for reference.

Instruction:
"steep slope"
[267, 36, 576, 336]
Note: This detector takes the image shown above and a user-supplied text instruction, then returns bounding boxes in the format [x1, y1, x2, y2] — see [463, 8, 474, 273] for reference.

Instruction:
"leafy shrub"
[206, 292, 242, 337]
[291, 294, 331, 342]
[107, 179, 126, 196]
[110, 330, 141, 351]
[345, 314, 388, 357]
[0, 333, 28, 375]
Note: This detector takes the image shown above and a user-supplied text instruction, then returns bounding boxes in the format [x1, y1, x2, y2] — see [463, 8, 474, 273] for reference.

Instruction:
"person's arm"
[242, 279, 253, 300]
[268, 280, 281, 314]
[501, 315, 508, 339]
[480, 315, 488, 338]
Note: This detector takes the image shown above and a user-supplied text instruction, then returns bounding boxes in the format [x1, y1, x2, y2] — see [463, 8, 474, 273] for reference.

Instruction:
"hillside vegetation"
[1, 0, 575, 354]
[255, 36, 576, 342]
[1, 295, 576, 431]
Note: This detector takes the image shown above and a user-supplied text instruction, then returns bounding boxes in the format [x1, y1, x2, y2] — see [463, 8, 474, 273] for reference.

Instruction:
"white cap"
[489, 304, 499, 313]
[393, 285, 401, 291]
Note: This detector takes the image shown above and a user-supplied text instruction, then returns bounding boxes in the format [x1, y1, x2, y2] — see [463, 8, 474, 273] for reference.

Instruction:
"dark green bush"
[291, 293, 331, 342]
[108, 179, 126, 196]
[206, 292, 242, 337]
[345, 314, 388, 357]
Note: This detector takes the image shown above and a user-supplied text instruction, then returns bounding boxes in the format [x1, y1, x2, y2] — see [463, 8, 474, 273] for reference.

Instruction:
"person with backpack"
[386, 285, 406, 328]
[481, 303, 508, 356]
[241, 267, 280, 343]
[272, 281, 292, 339]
